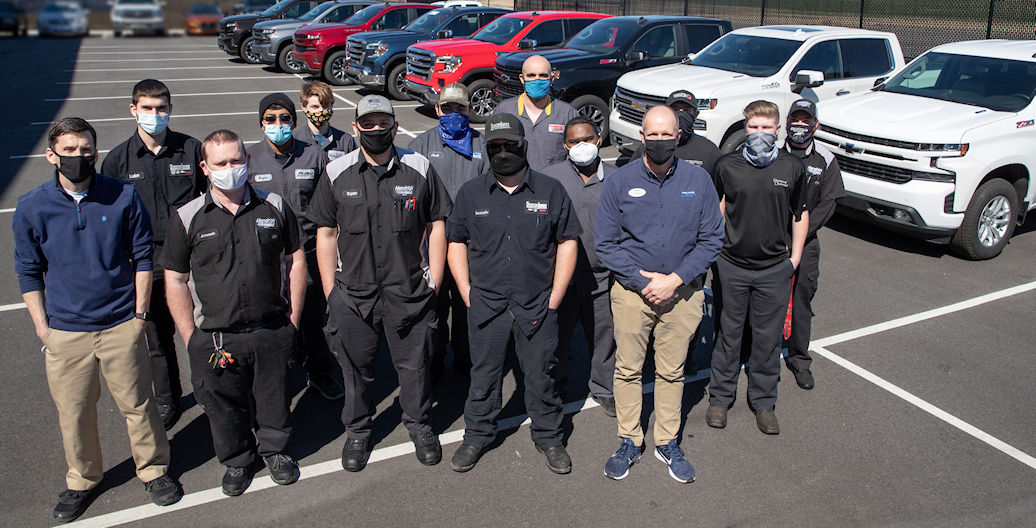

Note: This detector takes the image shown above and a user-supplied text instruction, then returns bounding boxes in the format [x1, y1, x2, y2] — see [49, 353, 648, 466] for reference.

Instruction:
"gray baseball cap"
[355, 94, 395, 120]
[438, 83, 469, 107]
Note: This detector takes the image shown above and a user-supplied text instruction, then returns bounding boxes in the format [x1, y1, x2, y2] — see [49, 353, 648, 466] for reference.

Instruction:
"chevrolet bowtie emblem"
[840, 142, 863, 154]
[632, 101, 647, 111]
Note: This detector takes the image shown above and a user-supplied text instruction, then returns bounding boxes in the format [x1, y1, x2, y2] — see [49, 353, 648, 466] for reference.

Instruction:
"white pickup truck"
[816, 40, 1036, 260]
[609, 25, 905, 154]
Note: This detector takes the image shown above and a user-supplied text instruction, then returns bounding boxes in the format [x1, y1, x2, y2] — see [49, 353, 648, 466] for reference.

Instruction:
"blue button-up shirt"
[594, 157, 724, 292]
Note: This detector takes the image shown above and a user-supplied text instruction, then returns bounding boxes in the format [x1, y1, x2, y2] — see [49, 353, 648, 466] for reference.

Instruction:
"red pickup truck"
[293, 2, 434, 85]
[404, 10, 609, 122]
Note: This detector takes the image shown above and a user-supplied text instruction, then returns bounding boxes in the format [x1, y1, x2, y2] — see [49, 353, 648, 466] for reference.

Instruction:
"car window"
[793, 40, 842, 80]
[683, 24, 721, 54]
[444, 13, 480, 37]
[376, 9, 408, 29]
[345, 4, 383, 25]
[479, 11, 503, 28]
[691, 33, 802, 77]
[523, 19, 564, 48]
[261, 0, 293, 16]
[472, 15, 531, 45]
[323, 3, 358, 22]
[883, 52, 1036, 112]
[280, 2, 310, 19]
[189, 3, 222, 14]
[566, 18, 596, 38]
[403, 8, 448, 33]
[840, 38, 893, 78]
[566, 22, 638, 53]
[299, 2, 328, 21]
[631, 25, 677, 58]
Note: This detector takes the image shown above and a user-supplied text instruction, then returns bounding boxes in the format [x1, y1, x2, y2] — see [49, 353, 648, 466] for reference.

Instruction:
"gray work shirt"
[540, 159, 616, 297]
[492, 94, 578, 172]
[293, 124, 356, 164]
[407, 127, 488, 200]
[246, 137, 327, 236]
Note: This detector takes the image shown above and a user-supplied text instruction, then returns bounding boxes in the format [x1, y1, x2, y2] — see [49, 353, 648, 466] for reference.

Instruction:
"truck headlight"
[435, 55, 462, 73]
[918, 143, 968, 156]
[366, 42, 388, 58]
[697, 98, 718, 110]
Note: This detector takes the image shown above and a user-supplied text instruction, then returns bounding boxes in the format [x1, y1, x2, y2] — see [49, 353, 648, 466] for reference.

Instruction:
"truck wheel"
[323, 50, 354, 86]
[239, 36, 262, 64]
[277, 44, 304, 74]
[571, 94, 609, 144]
[720, 129, 746, 154]
[949, 178, 1018, 260]
[386, 63, 410, 101]
[467, 79, 496, 124]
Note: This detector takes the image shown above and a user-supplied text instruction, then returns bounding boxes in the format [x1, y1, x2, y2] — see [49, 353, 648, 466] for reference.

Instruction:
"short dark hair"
[47, 117, 97, 150]
[200, 129, 244, 162]
[132, 79, 171, 105]
[564, 116, 600, 138]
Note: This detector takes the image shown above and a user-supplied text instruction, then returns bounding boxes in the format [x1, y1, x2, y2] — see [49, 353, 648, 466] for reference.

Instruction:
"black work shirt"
[492, 95, 578, 172]
[101, 130, 205, 242]
[631, 133, 721, 176]
[246, 138, 327, 237]
[446, 169, 582, 337]
[160, 186, 307, 331]
[713, 151, 808, 270]
[307, 147, 452, 330]
[540, 159, 615, 298]
[781, 140, 846, 238]
[407, 127, 488, 200]
[293, 124, 356, 163]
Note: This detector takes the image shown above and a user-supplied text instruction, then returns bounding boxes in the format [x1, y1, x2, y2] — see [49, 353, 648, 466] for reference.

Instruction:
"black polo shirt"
[246, 137, 327, 237]
[446, 169, 582, 336]
[160, 186, 307, 331]
[713, 150, 808, 270]
[293, 124, 356, 163]
[307, 147, 452, 330]
[781, 140, 846, 238]
[101, 130, 205, 242]
[630, 133, 721, 176]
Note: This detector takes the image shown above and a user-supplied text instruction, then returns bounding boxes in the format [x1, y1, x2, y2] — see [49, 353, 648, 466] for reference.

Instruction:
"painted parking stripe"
[65, 66, 265, 72]
[9, 141, 260, 160]
[0, 302, 26, 311]
[59, 76, 301, 85]
[77, 50, 227, 55]
[32, 111, 257, 125]
[47, 91, 287, 102]
[71, 57, 244, 63]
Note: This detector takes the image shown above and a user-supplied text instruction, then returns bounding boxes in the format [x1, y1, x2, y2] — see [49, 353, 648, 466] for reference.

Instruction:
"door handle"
[836, 89, 851, 96]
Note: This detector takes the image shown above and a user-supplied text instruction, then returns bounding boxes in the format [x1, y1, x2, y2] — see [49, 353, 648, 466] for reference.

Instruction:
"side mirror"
[372, 22, 383, 30]
[517, 38, 535, 50]
[436, 28, 452, 39]
[792, 69, 824, 93]
[625, 50, 648, 65]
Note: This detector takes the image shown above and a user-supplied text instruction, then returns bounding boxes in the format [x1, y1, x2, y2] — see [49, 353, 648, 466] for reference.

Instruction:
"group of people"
[13, 53, 843, 523]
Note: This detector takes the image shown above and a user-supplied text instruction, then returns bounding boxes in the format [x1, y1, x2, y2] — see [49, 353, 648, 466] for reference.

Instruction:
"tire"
[571, 94, 609, 144]
[949, 178, 1018, 260]
[720, 128, 746, 154]
[323, 50, 354, 86]
[466, 79, 496, 124]
[113, 30, 122, 37]
[277, 44, 304, 74]
[386, 63, 410, 101]
[239, 36, 262, 64]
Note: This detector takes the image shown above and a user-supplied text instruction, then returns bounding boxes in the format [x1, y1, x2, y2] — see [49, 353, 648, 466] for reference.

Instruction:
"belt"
[219, 315, 283, 334]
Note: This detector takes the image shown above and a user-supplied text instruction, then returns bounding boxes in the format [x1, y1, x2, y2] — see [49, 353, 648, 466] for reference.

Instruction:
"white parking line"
[32, 112, 258, 125]
[77, 50, 227, 55]
[9, 141, 261, 161]
[71, 58, 241, 63]
[47, 91, 288, 102]
[65, 66, 263, 72]
[59, 77, 299, 85]
[0, 302, 26, 311]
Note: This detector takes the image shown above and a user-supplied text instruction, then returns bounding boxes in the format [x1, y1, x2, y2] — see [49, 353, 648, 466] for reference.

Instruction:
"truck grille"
[493, 64, 523, 99]
[406, 47, 434, 81]
[822, 125, 923, 151]
[220, 24, 234, 37]
[833, 153, 913, 184]
[347, 37, 365, 65]
[122, 10, 155, 18]
[614, 87, 667, 126]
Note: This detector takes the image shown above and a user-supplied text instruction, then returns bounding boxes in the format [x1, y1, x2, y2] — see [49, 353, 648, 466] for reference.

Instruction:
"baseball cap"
[355, 94, 395, 120]
[438, 83, 469, 107]
[259, 93, 297, 125]
[665, 90, 697, 109]
[788, 98, 818, 120]
[484, 113, 525, 143]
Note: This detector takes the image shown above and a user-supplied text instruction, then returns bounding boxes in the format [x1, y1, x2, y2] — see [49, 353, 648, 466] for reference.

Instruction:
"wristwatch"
[135, 312, 152, 322]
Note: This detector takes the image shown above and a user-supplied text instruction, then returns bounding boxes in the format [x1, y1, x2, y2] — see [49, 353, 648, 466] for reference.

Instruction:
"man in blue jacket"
[13, 118, 182, 523]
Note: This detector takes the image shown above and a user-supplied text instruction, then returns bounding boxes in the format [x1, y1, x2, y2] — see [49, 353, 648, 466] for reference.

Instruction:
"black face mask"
[788, 124, 814, 145]
[676, 111, 697, 146]
[358, 127, 395, 155]
[57, 155, 96, 184]
[643, 138, 677, 165]
[488, 140, 528, 177]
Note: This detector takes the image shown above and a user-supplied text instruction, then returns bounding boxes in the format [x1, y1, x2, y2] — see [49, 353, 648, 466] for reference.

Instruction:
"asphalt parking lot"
[2, 34, 1036, 528]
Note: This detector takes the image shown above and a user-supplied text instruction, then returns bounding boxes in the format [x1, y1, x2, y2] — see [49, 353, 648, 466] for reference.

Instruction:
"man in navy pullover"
[13, 118, 182, 523]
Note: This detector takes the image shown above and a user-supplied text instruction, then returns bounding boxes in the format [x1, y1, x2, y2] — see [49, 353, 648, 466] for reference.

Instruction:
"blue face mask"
[439, 112, 473, 157]
[137, 112, 169, 135]
[524, 79, 551, 100]
[743, 131, 779, 168]
[265, 124, 293, 145]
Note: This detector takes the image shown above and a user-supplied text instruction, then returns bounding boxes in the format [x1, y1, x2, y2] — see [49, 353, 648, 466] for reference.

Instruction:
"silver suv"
[110, 0, 165, 36]
[252, 0, 372, 73]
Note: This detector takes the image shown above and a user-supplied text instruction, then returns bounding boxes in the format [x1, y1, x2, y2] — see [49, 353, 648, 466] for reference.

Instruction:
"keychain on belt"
[208, 331, 234, 371]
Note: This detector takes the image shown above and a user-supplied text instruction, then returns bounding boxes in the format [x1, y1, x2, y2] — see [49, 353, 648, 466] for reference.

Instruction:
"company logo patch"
[490, 121, 512, 131]
[807, 165, 823, 176]
[254, 174, 273, 182]
[795, 100, 812, 108]
[1017, 119, 1034, 128]
[548, 124, 564, 133]
[473, 151, 482, 159]
[256, 217, 276, 228]
[169, 164, 192, 176]
[198, 230, 217, 240]
[525, 200, 548, 214]
[328, 150, 345, 161]
[394, 185, 414, 197]
[344, 189, 362, 198]
[295, 169, 315, 180]
[628, 187, 646, 197]
[429, 151, 443, 159]
[761, 82, 780, 90]
[687, 159, 703, 166]
[474, 209, 489, 217]
[128, 173, 143, 180]
[681, 191, 696, 197]
[773, 178, 789, 188]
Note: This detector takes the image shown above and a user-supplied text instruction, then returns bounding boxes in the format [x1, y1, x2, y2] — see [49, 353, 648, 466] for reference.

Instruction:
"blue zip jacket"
[594, 157, 724, 292]
[13, 172, 153, 332]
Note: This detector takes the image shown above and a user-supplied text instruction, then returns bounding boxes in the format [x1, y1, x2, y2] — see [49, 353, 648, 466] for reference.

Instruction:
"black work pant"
[434, 263, 470, 368]
[463, 308, 563, 450]
[324, 291, 434, 440]
[147, 273, 181, 406]
[709, 258, 794, 412]
[553, 289, 615, 399]
[298, 250, 336, 379]
[786, 237, 820, 372]
[187, 317, 296, 469]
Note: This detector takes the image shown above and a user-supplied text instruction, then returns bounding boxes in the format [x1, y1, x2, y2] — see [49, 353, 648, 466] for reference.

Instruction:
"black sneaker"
[410, 432, 442, 466]
[264, 454, 300, 485]
[144, 474, 183, 506]
[792, 369, 815, 390]
[307, 375, 345, 400]
[222, 466, 251, 497]
[157, 402, 181, 431]
[53, 489, 91, 522]
[341, 437, 369, 472]
[591, 395, 617, 417]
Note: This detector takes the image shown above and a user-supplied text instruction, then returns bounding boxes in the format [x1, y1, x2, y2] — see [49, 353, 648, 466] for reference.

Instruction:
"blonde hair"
[743, 100, 779, 123]
[201, 129, 244, 162]
[300, 80, 334, 106]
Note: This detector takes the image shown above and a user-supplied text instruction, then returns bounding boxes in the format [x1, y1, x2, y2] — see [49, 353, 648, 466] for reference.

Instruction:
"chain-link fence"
[514, 0, 1036, 57]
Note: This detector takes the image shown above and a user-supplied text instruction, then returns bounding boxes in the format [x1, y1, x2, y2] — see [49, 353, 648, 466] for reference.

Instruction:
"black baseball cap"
[788, 98, 818, 120]
[666, 90, 698, 109]
[484, 113, 525, 142]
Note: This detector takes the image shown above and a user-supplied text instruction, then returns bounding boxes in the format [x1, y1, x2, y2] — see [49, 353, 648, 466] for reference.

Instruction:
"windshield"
[690, 33, 802, 77]
[882, 52, 1036, 112]
[471, 15, 529, 45]
[344, 4, 383, 25]
[44, 2, 79, 11]
[189, 3, 221, 14]
[261, 0, 293, 16]
[404, 9, 449, 33]
[299, 1, 330, 21]
[566, 21, 638, 54]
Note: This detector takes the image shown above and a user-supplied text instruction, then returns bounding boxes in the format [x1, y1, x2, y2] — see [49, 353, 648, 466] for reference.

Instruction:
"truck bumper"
[346, 64, 386, 88]
[253, 42, 276, 63]
[405, 79, 438, 105]
[217, 35, 237, 54]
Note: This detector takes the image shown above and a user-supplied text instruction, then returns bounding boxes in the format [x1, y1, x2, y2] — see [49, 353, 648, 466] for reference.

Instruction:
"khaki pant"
[611, 281, 705, 447]
[44, 318, 171, 490]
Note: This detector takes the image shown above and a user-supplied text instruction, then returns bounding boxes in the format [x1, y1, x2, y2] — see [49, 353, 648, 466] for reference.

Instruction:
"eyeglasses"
[263, 114, 294, 124]
[486, 140, 523, 154]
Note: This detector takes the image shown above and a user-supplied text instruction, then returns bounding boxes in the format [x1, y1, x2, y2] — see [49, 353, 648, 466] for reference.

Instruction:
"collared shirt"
[595, 158, 724, 292]
[101, 130, 205, 242]
[293, 124, 356, 163]
[407, 127, 487, 200]
[246, 137, 327, 237]
[630, 133, 722, 176]
[780, 139, 846, 238]
[492, 94, 578, 172]
[713, 150, 809, 270]
[160, 186, 306, 331]
[307, 147, 452, 330]
[540, 159, 616, 297]
[446, 169, 581, 336]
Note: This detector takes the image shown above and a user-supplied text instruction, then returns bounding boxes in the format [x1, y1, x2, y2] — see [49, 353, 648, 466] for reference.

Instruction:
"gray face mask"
[788, 124, 814, 145]
[742, 131, 778, 167]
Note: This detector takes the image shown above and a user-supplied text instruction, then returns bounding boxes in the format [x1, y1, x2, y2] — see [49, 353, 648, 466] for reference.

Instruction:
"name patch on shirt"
[328, 150, 345, 161]
[688, 159, 703, 166]
[525, 200, 548, 214]
[548, 124, 564, 133]
[254, 174, 273, 182]
[128, 173, 143, 180]
[198, 229, 218, 240]
[429, 151, 444, 159]
[628, 188, 646, 197]
[806, 165, 823, 176]
[169, 164, 193, 176]
[474, 209, 490, 217]
[393, 185, 415, 197]
[295, 169, 315, 180]
[473, 151, 482, 159]
[681, 191, 696, 197]
[255, 217, 277, 229]
[773, 178, 789, 188]
[343, 188, 362, 198]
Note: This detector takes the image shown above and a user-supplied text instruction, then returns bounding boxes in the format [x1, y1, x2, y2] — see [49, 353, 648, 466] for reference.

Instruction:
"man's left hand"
[639, 270, 683, 306]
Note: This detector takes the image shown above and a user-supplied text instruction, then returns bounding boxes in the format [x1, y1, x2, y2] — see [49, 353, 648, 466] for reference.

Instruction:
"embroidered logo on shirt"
[254, 174, 273, 182]
[548, 124, 564, 133]
[295, 169, 315, 180]
[198, 230, 218, 240]
[328, 150, 345, 161]
[806, 165, 823, 176]
[525, 200, 548, 214]
[628, 188, 646, 197]
[429, 151, 444, 159]
[344, 189, 362, 198]
[474, 209, 490, 217]
[169, 164, 192, 176]
[681, 191, 696, 197]
[128, 173, 143, 180]
[473, 151, 482, 159]
[688, 159, 703, 166]
[255, 217, 277, 228]
[773, 178, 789, 188]
[394, 185, 414, 197]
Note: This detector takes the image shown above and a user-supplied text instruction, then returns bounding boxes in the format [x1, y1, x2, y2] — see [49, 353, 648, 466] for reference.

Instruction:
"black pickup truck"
[494, 15, 730, 140]
[218, 0, 322, 63]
